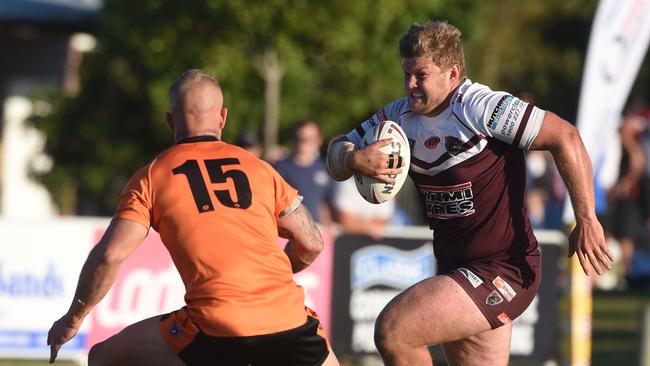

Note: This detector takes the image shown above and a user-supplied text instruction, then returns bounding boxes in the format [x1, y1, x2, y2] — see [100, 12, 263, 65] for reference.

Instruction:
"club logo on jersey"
[497, 312, 512, 324]
[424, 136, 440, 149]
[487, 95, 513, 130]
[492, 276, 517, 302]
[445, 136, 462, 155]
[170, 320, 184, 336]
[486, 290, 503, 305]
[419, 182, 475, 219]
[457, 267, 483, 288]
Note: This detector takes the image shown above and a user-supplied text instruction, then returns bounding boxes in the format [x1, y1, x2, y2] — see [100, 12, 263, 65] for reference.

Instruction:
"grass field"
[2, 289, 649, 366]
[591, 289, 650, 366]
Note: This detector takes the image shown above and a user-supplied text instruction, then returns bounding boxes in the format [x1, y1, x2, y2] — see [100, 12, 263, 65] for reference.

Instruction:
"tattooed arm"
[278, 200, 324, 273]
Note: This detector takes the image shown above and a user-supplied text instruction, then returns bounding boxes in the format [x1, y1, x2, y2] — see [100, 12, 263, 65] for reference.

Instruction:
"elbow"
[546, 122, 581, 155]
[313, 236, 325, 256]
[93, 243, 127, 267]
[566, 124, 580, 143]
[307, 230, 325, 257]
[101, 251, 123, 266]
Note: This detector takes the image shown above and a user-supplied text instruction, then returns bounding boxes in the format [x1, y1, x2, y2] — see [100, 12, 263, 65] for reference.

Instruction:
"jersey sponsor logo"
[497, 312, 512, 324]
[457, 267, 483, 288]
[492, 276, 517, 302]
[419, 182, 475, 219]
[445, 136, 462, 155]
[486, 290, 503, 305]
[499, 98, 526, 138]
[424, 136, 440, 149]
[375, 108, 388, 122]
[363, 116, 378, 128]
[487, 95, 513, 130]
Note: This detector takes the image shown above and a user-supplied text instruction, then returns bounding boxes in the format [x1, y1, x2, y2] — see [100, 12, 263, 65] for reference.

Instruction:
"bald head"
[167, 69, 228, 141]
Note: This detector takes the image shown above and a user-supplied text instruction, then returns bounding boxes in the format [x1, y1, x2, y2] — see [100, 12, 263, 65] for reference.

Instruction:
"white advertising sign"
[0, 218, 108, 360]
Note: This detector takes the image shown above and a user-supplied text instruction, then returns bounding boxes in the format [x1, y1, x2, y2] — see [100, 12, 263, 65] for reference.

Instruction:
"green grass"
[0, 361, 78, 366]
[591, 289, 650, 366]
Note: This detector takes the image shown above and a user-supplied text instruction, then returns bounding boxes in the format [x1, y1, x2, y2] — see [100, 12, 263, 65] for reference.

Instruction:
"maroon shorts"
[443, 258, 540, 329]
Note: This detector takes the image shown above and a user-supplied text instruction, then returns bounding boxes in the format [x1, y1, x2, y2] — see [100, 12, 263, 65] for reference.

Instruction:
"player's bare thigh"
[323, 347, 341, 366]
[88, 315, 185, 366]
[442, 323, 512, 366]
[374, 275, 499, 356]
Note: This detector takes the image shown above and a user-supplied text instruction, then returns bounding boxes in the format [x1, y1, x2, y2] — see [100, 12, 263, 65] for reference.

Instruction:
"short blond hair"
[169, 69, 221, 111]
[399, 21, 466, 77]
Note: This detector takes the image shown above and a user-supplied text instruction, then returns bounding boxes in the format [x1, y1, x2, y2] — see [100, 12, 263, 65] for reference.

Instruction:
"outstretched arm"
[47, 219, 148, 363]
[530, 112, 614, 276]
[278, 201, 324, 273]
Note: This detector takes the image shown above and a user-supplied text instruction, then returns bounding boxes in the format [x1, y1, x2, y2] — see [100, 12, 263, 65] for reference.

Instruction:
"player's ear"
[165, 112, 175, 133]
[219, 107, 228, 129]
[449, 64, 461, 82]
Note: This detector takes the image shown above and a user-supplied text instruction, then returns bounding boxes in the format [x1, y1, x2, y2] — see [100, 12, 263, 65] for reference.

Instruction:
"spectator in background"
[607, 99, 650, 285]
[520, 91, 566, 230]
[526, 150, 566, 230]
[275, 120, 333, 224]
[234, 129, 263, 158]
[330, 177, 396, 240]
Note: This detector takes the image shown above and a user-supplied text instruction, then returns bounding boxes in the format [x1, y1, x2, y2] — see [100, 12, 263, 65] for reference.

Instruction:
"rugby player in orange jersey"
[47, 69, 340, 366]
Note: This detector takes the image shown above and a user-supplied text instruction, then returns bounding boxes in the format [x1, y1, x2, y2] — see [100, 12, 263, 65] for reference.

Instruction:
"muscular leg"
[322, 346, 341, 366]
[374, 275, 508, 366]
[442, 323, 511, 366]
[89, 315, 186, 366]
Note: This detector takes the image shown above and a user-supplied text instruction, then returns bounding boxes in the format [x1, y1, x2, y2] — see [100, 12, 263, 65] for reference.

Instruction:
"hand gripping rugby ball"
[354, 120, 411, 204]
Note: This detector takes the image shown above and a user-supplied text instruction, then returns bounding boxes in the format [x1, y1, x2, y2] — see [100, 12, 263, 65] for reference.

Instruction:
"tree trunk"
[254, 48, 284, 161]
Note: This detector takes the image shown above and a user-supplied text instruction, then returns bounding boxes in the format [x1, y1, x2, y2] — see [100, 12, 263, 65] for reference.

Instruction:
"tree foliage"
[33, 0, 598, 215]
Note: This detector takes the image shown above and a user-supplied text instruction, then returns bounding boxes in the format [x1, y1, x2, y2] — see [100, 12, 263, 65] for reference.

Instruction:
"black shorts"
[160, 307, 329, 366]
[442, 257, 541, 329]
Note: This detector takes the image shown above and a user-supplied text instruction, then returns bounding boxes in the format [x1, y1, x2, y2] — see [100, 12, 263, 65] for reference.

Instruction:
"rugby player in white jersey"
[326, 20, 614, 366]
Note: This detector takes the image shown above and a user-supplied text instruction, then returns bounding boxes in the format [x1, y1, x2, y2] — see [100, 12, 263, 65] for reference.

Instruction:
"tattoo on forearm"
[295, 204, 321, 248]
[278, 226, 293, 239]
[282, 204, 322, 272]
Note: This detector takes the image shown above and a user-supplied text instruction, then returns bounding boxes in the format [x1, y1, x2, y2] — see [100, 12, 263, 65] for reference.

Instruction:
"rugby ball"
[354, 120, 410, 204]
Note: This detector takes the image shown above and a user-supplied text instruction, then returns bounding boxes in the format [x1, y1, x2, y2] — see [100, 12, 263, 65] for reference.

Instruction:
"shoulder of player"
[146, 141, 268, 173]
[451, 80, 514, 114]
[382, 97, 410, 120]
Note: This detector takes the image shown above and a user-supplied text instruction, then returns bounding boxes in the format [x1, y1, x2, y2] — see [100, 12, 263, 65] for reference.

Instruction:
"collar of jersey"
[177, 135, 220, 144]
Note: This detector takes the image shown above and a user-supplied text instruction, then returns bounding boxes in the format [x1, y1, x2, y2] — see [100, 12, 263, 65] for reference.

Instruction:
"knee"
[88, 341, 106, 366]
[374, 309, 401, 355]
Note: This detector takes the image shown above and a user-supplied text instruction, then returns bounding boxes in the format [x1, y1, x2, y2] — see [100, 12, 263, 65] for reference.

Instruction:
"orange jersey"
[114, 136, 306, 336]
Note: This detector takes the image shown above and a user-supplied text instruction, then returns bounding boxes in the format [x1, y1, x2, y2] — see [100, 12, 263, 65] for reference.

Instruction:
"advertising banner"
[330, 228, 563, 364]
[0, 218, 108, 360]
[0, 218, 334, 361]
[564, 0, 650, 222]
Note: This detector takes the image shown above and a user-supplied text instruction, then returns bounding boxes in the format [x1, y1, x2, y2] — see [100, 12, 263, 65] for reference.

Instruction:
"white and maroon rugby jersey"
[346, 79, 545, 270]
